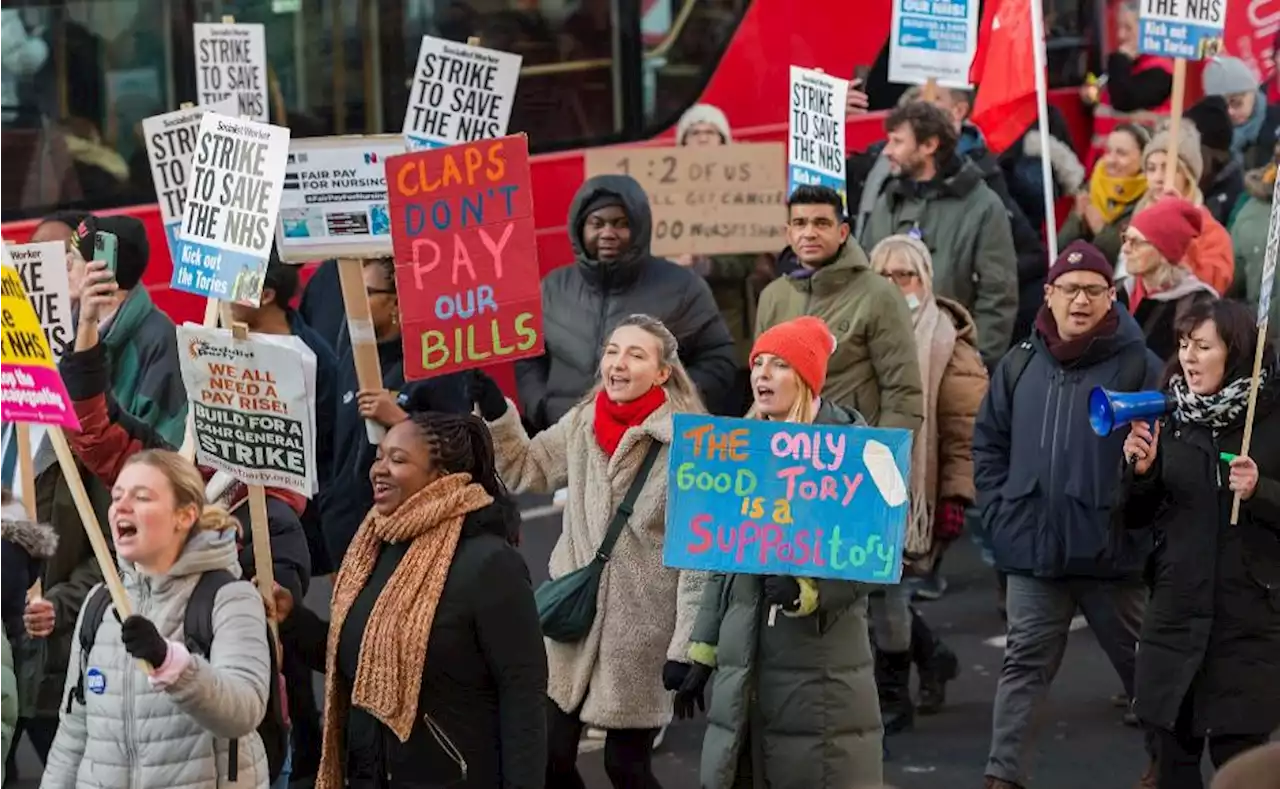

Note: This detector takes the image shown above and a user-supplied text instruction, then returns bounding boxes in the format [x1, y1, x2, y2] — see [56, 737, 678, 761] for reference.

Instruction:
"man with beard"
[861, 102, 1018, 366]
[973, 241, 1161, 789]
[755, 185, 922, 431]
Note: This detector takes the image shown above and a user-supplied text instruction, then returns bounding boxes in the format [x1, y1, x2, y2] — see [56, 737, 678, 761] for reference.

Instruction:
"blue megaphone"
[1088, 387, 1174, 436]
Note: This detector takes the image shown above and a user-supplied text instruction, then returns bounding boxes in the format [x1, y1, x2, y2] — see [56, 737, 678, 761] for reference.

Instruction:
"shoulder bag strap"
[595, 441, 663, 563]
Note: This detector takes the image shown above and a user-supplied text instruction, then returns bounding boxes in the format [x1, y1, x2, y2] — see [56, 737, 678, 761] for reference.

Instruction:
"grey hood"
[120, 527, 243, 590]
[568, 174, 655, 288]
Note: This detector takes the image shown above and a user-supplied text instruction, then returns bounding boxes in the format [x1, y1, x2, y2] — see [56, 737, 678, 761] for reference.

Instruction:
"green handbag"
[536, 442, 663, 643]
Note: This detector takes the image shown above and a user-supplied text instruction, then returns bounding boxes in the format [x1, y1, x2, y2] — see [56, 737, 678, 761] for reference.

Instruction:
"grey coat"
[693, 400, 884, 789]
[41, 529, 272, 789]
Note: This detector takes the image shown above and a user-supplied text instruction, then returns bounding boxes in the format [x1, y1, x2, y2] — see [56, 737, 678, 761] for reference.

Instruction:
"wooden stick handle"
[1163, 59, 1187, 190]
[16, 423, 42, 600]
[1230, 324, 1269, 524]
[337, 258, 388, 445]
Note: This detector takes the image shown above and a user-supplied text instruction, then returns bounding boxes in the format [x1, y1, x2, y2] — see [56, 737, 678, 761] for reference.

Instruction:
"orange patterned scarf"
[316, 473, 493, 789]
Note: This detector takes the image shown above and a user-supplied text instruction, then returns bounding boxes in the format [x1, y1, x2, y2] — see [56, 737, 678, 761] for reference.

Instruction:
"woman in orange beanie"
[677, 316, 885, 789]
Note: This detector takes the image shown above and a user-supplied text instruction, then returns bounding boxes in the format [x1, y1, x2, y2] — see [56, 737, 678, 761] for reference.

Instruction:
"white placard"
[888, 0, 980, 88]
[141, 98, 239, 227]
[177, 325, 316, 497]
[402, 36, 522, 151]
[5, 242, 73, 361]
[275, 135, 407, 261]
[787, 67, 849, 202]
[174, 113, 290, 304]
[1137, 0, 1226, 60]
[193, 22, 269, 122]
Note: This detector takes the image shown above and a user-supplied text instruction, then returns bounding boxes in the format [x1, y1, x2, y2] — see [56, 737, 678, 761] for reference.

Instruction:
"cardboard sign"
[788, 67, 849, 204]
[402, 36, 522, 152]
[583, 144, 787, 256]
[5, 242, 72, 360]
[1138, 0, 1226, 60]
[275, 135, 407, 261]
[0, 260, 79, 431]
[176, 325, 316, 497]
[888, 0, 980, 88]
[663, 415, 912, 583]
[175, 112, 290, 306]
[193, 22, 268, 121]
[141, 98, 239, 260]
[385, 134, 542, 380]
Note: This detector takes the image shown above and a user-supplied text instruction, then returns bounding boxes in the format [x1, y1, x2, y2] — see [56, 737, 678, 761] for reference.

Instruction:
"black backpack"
[72, 570, 289, 783]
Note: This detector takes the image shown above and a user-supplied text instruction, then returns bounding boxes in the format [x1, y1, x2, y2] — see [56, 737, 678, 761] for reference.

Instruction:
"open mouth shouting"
[113, 518, 139, 547]
[372, 477, 397, 505]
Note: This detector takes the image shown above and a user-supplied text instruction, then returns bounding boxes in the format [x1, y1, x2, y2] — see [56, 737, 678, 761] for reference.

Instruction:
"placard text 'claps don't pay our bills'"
[664, 415, 912, 583]
[385, 134, 542, 380]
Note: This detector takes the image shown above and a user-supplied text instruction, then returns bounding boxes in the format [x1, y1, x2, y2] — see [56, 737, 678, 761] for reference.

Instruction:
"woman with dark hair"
[322, 257, 471, 566]
[279, 411, 547, 789]
[1119, 298, 1280, 789]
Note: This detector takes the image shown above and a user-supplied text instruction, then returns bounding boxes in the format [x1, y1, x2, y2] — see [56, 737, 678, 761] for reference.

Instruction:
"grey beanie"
[1203, 56, 1259, 97]
[676, 103, 732, 144]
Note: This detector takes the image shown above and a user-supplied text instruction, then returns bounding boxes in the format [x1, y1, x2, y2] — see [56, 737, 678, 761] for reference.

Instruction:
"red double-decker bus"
[1, 0, 1106, 325]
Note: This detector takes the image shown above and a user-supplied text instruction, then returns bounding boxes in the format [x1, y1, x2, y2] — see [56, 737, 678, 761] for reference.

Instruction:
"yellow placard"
[2, 263, 57, 370]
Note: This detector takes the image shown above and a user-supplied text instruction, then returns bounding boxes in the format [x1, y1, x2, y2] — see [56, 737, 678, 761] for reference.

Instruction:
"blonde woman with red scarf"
[472, 313, 707, 789]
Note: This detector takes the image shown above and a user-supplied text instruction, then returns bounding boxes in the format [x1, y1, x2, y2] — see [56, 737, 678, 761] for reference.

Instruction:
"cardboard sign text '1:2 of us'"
[663, 414, 912, 583]
[385, 133, 542, 380]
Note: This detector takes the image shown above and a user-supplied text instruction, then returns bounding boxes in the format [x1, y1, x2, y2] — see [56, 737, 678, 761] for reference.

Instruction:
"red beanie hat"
[1129, 197, 1204, 265]
[750, 316, 837, 394]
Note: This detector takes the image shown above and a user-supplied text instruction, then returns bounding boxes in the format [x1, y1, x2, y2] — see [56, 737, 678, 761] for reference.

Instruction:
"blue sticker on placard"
[86, 667, 106, 695]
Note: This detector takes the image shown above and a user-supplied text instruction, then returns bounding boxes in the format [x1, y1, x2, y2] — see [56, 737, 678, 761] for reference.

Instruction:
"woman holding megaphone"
[1118, 298, 1280, 789]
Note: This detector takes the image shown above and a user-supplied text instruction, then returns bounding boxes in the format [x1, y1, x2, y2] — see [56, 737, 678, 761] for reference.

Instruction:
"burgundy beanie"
[1129, 197, 1204, 264]
[750, 316, 837, 394]
[1046, 240, 1114, 285]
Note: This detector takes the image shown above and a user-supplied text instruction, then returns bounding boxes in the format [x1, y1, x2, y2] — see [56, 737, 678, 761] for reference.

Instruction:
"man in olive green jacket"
[861, 102, 1018, 365]
[757, 185, 923, 431]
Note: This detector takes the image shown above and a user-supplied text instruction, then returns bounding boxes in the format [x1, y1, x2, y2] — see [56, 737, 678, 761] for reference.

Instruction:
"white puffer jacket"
[40, 528, 271, 789]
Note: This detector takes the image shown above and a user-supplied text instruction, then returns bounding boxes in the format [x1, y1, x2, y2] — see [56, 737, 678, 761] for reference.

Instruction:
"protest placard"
[385, 133, 542, 380]
[1137, 0, 1226, 60]
[174, 112, 290, 306]
[176, 324, 316, 498]
[788, 67, 849, 203]
[142, 98, 240, 260]
[888, 0, 980, 88]
[1, 259, 79, 431]
[275, 135, 407, 261]
[5, 242, 72, 360]
[193, 22, 268, 121]
[583, 144, 787, 257]
[402, 36, 522, 152]
[663, 415, 912, 583]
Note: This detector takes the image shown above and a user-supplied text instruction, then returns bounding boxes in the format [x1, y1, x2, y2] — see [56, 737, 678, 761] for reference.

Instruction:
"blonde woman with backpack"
[41, 450, 273, 789]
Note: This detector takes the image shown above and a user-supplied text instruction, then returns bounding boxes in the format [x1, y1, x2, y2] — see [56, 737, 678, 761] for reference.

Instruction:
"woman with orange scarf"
[1059, 123, 1150, 266]
[278, 412, 547, 789]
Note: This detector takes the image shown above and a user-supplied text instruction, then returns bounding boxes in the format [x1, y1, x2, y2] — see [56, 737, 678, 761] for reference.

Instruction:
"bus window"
[1, 1, 178, 221]
[641, 0, 751, 132]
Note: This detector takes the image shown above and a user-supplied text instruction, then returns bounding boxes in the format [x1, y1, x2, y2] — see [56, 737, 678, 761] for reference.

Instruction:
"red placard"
[385, 134, 542, 380]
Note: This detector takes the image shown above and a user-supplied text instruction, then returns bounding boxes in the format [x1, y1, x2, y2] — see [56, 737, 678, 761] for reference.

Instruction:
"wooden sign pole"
[229, 322, 279, 647]
[921, 77, 939, 103]
[467, 36, 481, 46]
[15, 423, 42, 599]
[1162, 59, 1187, 191]
[337, 258, 389, 444]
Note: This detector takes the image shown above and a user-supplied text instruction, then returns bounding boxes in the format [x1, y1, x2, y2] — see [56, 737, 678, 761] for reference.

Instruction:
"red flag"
[968, 0, 1037, 155]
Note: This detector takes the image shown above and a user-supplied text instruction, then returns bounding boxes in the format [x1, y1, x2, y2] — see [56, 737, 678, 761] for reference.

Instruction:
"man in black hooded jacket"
[515, 174, 737, 426]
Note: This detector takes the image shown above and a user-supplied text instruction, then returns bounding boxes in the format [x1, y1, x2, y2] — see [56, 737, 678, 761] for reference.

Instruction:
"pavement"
[8, 494, 1165, 788]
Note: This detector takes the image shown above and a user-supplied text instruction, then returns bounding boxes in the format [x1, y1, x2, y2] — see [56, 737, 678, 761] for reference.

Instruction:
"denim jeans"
[271, 739, 293, 789]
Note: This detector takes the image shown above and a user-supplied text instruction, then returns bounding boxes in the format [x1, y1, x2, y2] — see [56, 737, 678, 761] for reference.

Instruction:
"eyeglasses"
[1120, 234, 1152, 249]
[1051, 283, 1111, 300]
[880, 270, 919, 285]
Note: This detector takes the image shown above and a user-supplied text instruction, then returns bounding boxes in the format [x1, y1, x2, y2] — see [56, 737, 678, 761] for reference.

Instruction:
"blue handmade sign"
[663, 414, 912, 584]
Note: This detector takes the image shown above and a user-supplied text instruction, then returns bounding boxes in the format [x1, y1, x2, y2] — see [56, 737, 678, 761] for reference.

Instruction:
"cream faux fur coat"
[488, 398, 706, 730]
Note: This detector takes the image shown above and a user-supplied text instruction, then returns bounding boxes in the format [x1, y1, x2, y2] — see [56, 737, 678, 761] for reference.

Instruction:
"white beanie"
[676, 103, 732, 144]
[1203, 56, 1259, 97]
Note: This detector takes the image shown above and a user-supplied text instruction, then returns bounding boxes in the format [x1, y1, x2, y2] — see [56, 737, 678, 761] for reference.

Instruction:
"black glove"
[662, 659, 690, 691]
[121, 615, 169, 666]
[470, 371, 508, 421]
[763, 575, 802, 612]
[672, 662, 712, 720]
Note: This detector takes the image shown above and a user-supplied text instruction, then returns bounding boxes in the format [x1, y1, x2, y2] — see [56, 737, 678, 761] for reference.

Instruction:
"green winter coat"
[1057, 200, 1138, 268]
[691, 400, 883, 789]
[755, 242, 923, 432]
[860, 157, 1019, 364]
[1231, 167, 1278, 340]
[701, 254, 769, 369]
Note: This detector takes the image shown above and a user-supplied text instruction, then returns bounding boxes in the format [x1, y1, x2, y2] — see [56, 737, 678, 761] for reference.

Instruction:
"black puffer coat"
[1119, 378, 1280, 736]
[514, 174, 737, 427]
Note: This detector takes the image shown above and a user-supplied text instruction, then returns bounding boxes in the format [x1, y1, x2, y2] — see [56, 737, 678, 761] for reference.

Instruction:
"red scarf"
[593, 386, 667, 457]
[1035, 303, 1120, 365]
